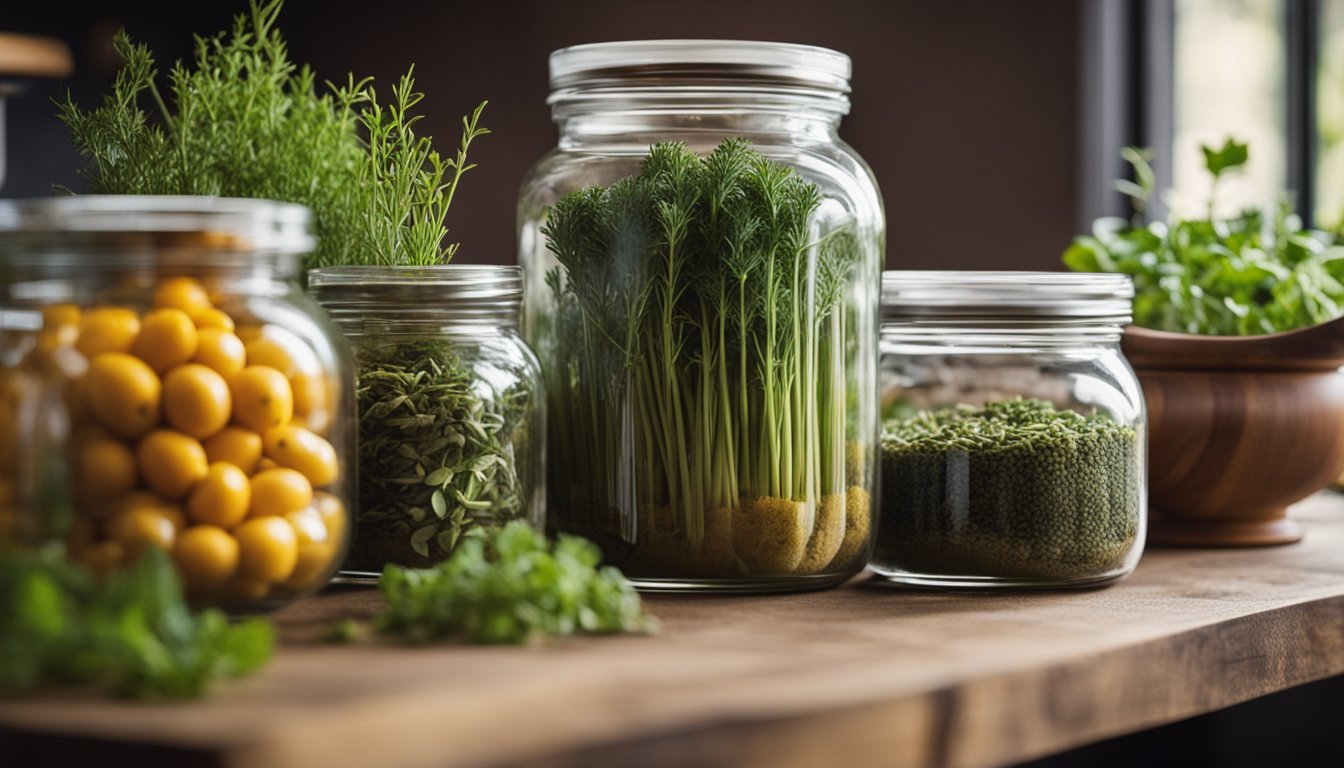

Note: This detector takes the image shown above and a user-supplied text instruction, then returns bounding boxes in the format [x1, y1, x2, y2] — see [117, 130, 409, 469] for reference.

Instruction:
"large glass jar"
[518, 40, 884, 591]
[0, 196, 354, 609]
[308, 265, 544, 578]
[875, 271, 1147, 588]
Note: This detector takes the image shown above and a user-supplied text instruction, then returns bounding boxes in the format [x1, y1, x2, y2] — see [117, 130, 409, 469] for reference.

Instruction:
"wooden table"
[4, 495, 1344, 768]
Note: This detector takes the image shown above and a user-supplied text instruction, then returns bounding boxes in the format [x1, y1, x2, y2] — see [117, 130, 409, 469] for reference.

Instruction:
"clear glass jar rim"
[882, 270, 1134, 322]
[0, 195, 314, 255]
[549, 40, 852, 93]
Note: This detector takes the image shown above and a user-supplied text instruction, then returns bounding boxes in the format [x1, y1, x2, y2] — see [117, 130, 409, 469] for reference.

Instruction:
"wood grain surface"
[7, 495, 1344, 768]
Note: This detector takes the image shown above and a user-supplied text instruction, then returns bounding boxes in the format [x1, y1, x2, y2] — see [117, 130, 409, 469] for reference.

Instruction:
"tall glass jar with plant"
[518, 41, 885, 591]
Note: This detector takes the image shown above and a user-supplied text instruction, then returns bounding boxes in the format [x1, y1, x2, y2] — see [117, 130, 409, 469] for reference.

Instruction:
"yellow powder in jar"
[733, 496, 808, 574]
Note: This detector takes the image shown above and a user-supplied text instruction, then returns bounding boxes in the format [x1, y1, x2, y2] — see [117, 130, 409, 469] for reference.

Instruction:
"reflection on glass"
[1172, 0, 1286, 216]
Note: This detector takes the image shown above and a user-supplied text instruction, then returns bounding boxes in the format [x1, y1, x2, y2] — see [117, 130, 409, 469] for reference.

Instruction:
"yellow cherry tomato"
[284, 543, 334, 591]
[136, 429, 209, 500]
[108, 490, 168, 518]
[106, 505, 178, 557]
[234, 516, 298, 583]
[42, 303, 81, 329]
[38, 304, 81, 351]
[76, 438, 139, 499]
[249, 468, 312, 518]
[77, 540, 126, 575]
[189, 306, 235, 332]
[203, 426, 263, 475]
[153, 277, 212, 313]
[290, 373, 331, 435]
[192, 328, 246, 378]
[255, 457, 280, 474]
[187, 462, 252, 528]
[262, 424, 339, 487]
[163, 363, 232, 440]
[313, 492, 347, 545]
[76, 307, 140, 358]
[243, 327, 319, 379]
[133, 308, 199, 374]
[83, 353, 162, 440]
[284, 506, 328, 546]
[220, 575, 271, 603]
[173, 525, 240, 595]
[229, 365, 293, 431]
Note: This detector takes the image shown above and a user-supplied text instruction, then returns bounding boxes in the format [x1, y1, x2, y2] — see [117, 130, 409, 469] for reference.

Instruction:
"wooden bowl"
[1123, 316, 1344, 547]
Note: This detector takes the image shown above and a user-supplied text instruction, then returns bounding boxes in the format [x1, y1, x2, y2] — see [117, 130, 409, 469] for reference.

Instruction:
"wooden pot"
[1123, 317, 1344, 547]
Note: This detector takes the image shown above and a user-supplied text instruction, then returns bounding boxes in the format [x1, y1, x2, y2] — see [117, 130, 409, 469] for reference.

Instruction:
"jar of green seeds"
[874, 271, 1146, 588]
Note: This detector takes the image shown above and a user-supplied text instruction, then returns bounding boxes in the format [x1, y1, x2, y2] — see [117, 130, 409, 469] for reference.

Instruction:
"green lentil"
[876, 399, 1140, 581]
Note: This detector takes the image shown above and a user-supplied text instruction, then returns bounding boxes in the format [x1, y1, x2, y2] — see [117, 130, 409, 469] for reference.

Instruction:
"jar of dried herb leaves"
[308, 265, 544, 577]
[876, 271, 1146, 588]
[518, 41, 884, 592]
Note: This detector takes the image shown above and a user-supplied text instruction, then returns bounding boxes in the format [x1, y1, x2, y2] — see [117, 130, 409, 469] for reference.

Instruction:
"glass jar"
[875, 271, 1147, 588]
[0, 195, 354, 609]
[308, 265, 545, 578]
[518, 40, 884, 591]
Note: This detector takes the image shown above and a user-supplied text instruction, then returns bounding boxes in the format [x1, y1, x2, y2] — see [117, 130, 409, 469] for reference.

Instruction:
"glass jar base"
[868, 567, 1129, 590]
[628, 571, 857, 594]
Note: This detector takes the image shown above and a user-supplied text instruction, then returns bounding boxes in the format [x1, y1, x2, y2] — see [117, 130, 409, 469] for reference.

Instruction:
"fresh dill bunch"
[56, 0, 487, 269]
[542, 138, 864, 566]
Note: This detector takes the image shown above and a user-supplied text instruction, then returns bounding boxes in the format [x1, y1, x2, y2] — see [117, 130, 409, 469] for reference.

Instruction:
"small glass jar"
[875, 271, 1147, 588]
[518, 40, 884, 591]
[0, 196, 354, 609]
[308, 265, 545, 578]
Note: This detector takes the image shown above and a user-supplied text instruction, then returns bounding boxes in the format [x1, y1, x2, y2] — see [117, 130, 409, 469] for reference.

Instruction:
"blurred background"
[3, 0, 1344, 764]
[6, 1, 1343, 268]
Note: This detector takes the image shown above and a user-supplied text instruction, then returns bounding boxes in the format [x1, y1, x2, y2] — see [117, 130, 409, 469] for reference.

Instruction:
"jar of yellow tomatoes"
[0, 196, 353, 610]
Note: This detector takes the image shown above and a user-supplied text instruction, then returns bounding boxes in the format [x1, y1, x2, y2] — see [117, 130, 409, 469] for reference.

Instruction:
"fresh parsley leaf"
[374, 521, 656, 645]
[1202, 137, 1250, 179]
[0, 547, 274, 699]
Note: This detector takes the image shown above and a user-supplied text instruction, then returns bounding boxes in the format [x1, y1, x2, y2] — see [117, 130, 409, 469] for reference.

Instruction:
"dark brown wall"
[2, 0, 1081, 271]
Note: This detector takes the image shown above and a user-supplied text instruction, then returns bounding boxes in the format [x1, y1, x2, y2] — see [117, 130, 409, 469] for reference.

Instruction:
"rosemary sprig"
[56, 0, 486, 270]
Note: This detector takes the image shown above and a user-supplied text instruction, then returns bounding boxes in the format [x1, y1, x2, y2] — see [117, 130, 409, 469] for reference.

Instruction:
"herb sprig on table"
[0, 548, 273, 699]
[373, 521, 655, 644]
[1064, 138, 1344, 335]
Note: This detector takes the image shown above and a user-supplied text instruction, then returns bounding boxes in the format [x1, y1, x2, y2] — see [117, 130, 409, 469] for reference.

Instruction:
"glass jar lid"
[0, 195, 314, 257]
[308, 264, 522, 325]
[882, 271, 1134, 325]
[549, 40, 852, 93]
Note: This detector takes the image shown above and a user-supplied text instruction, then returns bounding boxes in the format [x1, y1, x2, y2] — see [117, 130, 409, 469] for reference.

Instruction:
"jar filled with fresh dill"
[876, 271, 1147, 588]
[308, 266, 544, 577]
[518, 41, 884, 591]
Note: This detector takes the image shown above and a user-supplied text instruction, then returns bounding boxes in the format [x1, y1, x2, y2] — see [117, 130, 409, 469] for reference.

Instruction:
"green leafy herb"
[0, 547, 273, 699]
[374, 521, 656, 644]
[56, 0, 487, 269]
[541, 138, 869, 576]
[347, 341, 529, 571]
[1065, 138, 1344, 335]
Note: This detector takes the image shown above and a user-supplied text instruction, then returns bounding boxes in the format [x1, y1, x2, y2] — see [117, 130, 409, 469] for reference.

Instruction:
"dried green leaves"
[353, 341, 525, 565]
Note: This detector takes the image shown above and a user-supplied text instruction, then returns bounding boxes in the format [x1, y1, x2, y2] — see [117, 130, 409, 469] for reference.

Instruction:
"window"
[1081, 0, 1343, 228]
